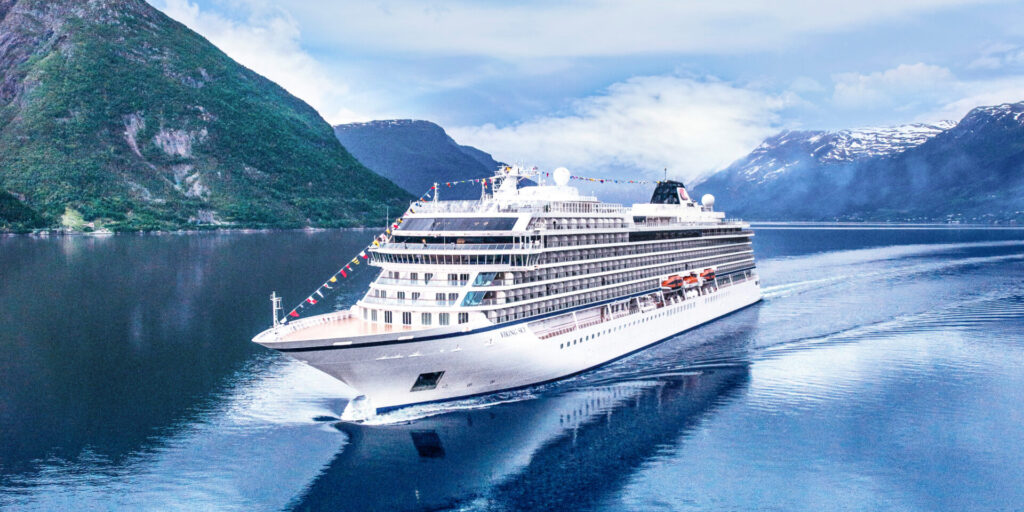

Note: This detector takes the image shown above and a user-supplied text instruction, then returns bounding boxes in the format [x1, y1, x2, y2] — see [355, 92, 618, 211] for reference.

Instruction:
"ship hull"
[270, 279, 761, 418]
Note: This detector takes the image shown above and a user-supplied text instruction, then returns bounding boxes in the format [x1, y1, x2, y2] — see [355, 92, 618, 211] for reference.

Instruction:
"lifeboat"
[682, 275, 700, 287]
[700, 268, 716, 281]
[661, 275, 684, 290]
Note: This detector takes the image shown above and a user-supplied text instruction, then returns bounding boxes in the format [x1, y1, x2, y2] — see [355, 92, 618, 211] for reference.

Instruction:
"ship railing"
[375, 277, 470, 287]
[257, 310, 353, 342]
[409, 199, 626, 214]
[376, 242, 540, 252]
[361, 297, 459, 307]
[535, 324, 577, 339]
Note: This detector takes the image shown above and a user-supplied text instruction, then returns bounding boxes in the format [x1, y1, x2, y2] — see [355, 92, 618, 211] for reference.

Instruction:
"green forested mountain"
[0, 0, 411, 231]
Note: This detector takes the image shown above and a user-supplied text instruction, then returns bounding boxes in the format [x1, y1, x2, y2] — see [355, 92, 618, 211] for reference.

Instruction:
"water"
[2, 227, 1023, 511]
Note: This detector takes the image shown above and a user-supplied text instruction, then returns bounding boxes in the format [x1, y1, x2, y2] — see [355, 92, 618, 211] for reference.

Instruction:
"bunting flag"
[306, 297, 317, 305]
[340, 269, 347, 278]
[329, 276, 337, 283]
[289, 310, 299, 318]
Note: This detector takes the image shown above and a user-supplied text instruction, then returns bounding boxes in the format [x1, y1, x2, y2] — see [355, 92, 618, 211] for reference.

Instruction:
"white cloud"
[829, 62, 1024, 122]
[832, 63, 956, 110]
[968, 43, 1024, 69]
[924, 75, 1024, 121]
[450, 76, 790, 184]
[277, 0, 1005, 59]
[156, 0, 376, 123]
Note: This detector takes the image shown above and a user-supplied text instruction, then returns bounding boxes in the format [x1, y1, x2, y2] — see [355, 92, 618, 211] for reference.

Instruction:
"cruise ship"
[253, 166, 761, 421]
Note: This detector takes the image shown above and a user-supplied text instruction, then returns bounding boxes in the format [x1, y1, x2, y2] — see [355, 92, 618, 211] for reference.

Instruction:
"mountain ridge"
[696, 104, 1024, 223]
[0, 0, 411, 231]
[334, 119, 505, 199]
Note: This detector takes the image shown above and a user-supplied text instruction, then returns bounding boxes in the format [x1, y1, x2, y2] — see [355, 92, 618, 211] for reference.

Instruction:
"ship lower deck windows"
[384, 310, 393, 323]
[371, 309, 378, 322]
[439, 313, 450, 326]
[422, 312, 432, 325]
[402, 312, 412, 325]
[458, 312, 469, 324]
[411, 371, 445, 392]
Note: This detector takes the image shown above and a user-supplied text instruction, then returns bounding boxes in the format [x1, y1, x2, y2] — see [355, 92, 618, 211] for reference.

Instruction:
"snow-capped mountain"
[696, 103, 1024, 222]
[731, 122, 954, 186]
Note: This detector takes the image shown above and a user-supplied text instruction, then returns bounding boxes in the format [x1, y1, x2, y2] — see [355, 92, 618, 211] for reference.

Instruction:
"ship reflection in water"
[292, 366, 750, 511]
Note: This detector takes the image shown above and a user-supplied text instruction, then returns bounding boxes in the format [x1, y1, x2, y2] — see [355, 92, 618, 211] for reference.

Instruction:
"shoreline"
[0, 226, 384, 238]
[750, 221, 1024, 230]
[4, 221, 1024, 237]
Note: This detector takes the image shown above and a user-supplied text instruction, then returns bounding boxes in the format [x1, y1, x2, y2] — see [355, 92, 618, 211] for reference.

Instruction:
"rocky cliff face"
[696, 107, 1024, 223]
[0, 0, 410, 231]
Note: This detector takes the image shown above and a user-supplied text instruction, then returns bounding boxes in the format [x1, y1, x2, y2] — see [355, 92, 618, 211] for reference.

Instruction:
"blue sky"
[149, 0, 1024, 187]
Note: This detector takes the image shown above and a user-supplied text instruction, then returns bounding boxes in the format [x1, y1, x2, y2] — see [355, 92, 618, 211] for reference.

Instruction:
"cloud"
[155, 0, 375, 123]
[968, 43, 1024, 69]
[924, 75, 1024, 121]
[832, 63, 956, 110]
[278, 0, 1004, 59]
[828, 62, 1024, 122]
[450, 76, 790, 184]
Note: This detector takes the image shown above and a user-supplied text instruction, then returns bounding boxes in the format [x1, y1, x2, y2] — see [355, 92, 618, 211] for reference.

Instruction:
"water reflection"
[292, 366, 750, 512]
[3, 229, 1024, 511]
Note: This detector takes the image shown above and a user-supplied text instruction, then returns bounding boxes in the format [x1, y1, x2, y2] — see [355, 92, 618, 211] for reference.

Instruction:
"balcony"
[360, 297, 458, 307]
[375, 277, 469, 287]
[375, 242, 541, 252]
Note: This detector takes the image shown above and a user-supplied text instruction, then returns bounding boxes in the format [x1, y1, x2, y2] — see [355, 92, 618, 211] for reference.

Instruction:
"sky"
[149, 0, 1024, 188]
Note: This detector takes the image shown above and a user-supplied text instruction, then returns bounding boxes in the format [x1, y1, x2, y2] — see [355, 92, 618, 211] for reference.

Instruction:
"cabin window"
[384, 311, 393, 323]
[439, 313, 450, 326]
[371, 309, 378, 322]
[448, 292, 459, 302]
[411, 371, 445, 392]
[397, 291, 406, 300]
[458, 312, 469, 324]
[422, 313, 432, 325]
[402, 312, 412, 325]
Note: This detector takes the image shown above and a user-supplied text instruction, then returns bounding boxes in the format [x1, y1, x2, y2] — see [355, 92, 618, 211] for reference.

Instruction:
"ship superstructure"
[253, 166, 761, 420]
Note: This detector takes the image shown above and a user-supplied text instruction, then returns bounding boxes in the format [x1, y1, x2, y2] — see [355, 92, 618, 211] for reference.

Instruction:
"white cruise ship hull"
[269, 279, 760, 419]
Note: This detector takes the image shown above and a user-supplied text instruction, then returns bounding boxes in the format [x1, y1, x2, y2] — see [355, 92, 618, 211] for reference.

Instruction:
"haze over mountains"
[0, 0, 409, 231]
[334, 120, 504, 200]
[696, 102, 1024, 223]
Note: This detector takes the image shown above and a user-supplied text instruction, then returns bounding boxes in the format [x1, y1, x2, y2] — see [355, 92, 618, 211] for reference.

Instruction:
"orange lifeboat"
[700, 268, 716, 281]
[661, 275, 684, 290]
[682, 275, 699, 287]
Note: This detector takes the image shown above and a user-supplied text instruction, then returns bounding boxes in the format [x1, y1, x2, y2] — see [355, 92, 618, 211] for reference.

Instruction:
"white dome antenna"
[701, 194, 715, 210]
[553, 167, 571, 186]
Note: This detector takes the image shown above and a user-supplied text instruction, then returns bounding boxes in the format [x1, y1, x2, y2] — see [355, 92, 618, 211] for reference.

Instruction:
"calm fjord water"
[2, 228, 1023, 511]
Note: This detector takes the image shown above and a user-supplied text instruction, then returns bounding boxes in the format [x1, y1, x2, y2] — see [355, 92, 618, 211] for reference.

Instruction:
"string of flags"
[281, 167, 671, 322]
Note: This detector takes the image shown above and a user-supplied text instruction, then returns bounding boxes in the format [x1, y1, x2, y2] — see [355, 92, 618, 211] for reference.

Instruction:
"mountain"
[696, 107, 1024, 223]
[334, 119, 504, 199]
[0, 0, 411, 231]
[0, 189, 44, 231]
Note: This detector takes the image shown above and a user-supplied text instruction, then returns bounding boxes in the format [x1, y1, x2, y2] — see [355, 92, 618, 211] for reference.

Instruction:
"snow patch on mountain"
[733, 121, 954, 185]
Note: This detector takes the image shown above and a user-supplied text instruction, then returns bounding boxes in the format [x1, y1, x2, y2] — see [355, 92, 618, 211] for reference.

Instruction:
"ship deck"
[279, 314, 418, 342]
